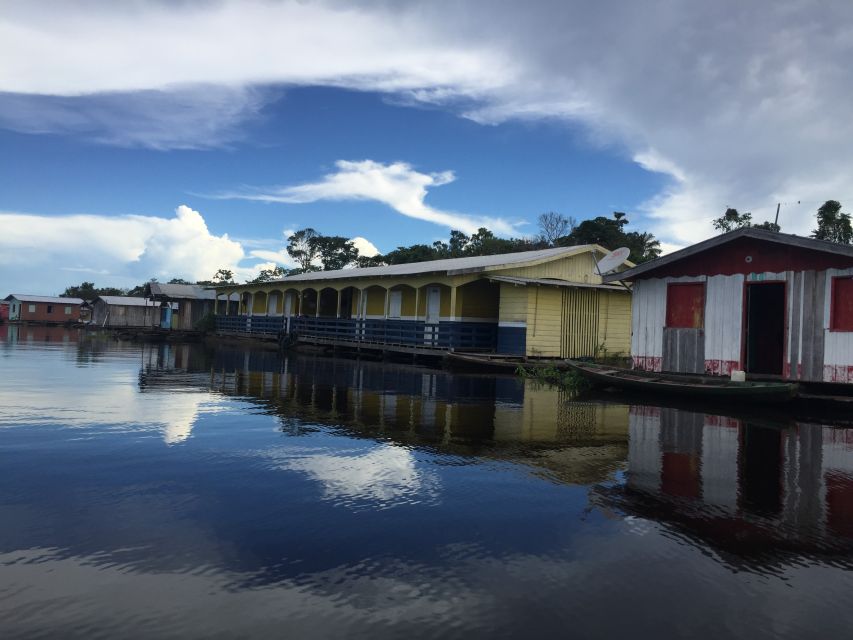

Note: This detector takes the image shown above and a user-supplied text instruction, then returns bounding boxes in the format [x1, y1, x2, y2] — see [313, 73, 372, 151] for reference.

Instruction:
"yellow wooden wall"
[596, 290, 631, 357]
[498, 283, 528, 323]
[525, 288, 564, 357]
[501, 252, 602, 284]
[522, 287, 631, 358]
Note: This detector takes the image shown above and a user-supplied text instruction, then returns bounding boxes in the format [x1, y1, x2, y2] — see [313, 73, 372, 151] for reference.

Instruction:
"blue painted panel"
[497, 326, 526, 355]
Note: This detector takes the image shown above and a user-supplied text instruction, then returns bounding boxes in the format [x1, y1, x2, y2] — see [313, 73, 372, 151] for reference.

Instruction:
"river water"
[2, 325, 853, 638]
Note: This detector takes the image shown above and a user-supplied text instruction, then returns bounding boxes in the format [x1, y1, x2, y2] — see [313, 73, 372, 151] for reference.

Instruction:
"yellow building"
[214, 245, 632, 358]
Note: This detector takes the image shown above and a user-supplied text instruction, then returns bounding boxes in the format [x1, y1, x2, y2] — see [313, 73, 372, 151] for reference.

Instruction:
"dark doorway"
[744, 282, 785, 375]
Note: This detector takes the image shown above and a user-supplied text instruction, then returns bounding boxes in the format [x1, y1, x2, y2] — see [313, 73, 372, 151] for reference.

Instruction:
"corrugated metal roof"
[487, 275, 627, 291]
[4, 294, 84, 304]
[96, 296, 157, 307]
[605, 228, 853, 282]
[148, 282, 216, 300]
[226, 245, 598, 287]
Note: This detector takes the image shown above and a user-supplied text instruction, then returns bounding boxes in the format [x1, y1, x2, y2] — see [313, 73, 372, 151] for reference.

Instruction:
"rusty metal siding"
[821, 267, 853, 382]
[662, 327, 705, 373]
[631, 279, 666, 370]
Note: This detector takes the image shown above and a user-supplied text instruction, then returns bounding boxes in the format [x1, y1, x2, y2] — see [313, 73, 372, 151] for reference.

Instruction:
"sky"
[2, 0, 852, 295]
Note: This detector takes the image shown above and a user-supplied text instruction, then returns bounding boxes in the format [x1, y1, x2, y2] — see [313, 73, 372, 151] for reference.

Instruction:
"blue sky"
[1, 1, 850, 294]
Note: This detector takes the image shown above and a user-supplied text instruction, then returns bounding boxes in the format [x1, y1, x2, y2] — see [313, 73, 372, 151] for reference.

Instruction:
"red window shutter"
[832, 277, 853, 331]
[666, 283, 705, 328]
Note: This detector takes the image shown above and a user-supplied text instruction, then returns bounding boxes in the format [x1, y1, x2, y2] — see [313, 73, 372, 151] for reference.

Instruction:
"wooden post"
[337, 289, 342, 318]
[414, 287, 420, 321]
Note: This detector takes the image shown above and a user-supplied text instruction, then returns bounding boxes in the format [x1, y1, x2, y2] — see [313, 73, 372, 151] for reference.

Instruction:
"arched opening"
[301, 288, 318, 316]
[416, 283, 451, 323]
[387, 284, 417, 319]
[267, 289, 284, 316]
[252, 291, 268, 316]
[283, 289, 300, 317]
[456, 279, 499, 322]
[215, 293, 228, 315]
[240, 292, 252, 315]
[318, 287, 339, 317]
[360, 285, 388, 319]
[339, 286, 359, 319]
[227, 293, 240, 316]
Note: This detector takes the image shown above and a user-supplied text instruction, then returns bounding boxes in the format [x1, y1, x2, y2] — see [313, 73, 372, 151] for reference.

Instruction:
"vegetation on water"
[516, 365, 592, 392]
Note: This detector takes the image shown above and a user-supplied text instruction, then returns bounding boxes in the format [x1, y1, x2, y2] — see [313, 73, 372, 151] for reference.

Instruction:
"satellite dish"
[595, 247, 630, 275]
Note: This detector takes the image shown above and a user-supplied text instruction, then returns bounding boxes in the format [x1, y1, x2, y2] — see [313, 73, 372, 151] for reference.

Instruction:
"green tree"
[712, 208, 753, 232]
[245, 265, 289, 284]
[812, 200, 853, 244]
[556, 211, 661, 263]
[61, 281, 126, 299]
[286, 228, 322, 273]
[753, 220, 781, 232]
[313, 236, 359, 270]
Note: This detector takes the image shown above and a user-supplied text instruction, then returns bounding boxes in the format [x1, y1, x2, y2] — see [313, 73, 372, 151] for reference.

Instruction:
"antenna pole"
[774, 202, 781, 226]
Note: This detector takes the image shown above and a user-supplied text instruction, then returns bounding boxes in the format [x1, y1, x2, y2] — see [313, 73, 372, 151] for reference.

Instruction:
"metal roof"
[487, 275, 627, 291]
[4, 294, 84, 304]
[223, 245, 600, 288]
[604, 228, 853, 282]
[95, 296, 157, 307]
[148, 282, 216, 300]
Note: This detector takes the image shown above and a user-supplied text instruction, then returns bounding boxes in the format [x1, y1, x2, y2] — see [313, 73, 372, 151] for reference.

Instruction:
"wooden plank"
[801, 271, 817, 380]
[789, 271, 802, 378]
[811, 270, 826, 380]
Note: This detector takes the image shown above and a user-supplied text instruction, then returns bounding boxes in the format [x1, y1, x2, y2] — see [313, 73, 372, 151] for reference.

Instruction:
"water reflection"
[597, 406, 853, 565]
[139, 343, 630, 485]
[3, 333, 853, 638]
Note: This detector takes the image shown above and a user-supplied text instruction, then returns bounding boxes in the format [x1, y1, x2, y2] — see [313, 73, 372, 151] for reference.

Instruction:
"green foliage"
[193, 312, 217, 333]
[712, 208, 753, 232]
[285, 229, 358, 273]
[61, 281, 126, 300]
[812, 200, 853, 244]
[516, 365, 592, 392]
[556, 212, 661, 263]
[245, 265, 289, 284]
[753, 220, 781, 232]
[712, 208, 780, 234]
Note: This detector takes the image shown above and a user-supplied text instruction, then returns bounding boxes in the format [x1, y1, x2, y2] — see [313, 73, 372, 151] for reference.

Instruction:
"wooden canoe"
[446, 352, 569, 372]
[566, 360, 798, 403]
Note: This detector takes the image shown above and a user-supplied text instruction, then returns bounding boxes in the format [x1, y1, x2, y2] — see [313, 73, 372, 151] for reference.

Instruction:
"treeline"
[59, 211, 664, 294]
[281, 211, 662, 279]
[60, 269, 236, 299]
[712, 199, 853, 244]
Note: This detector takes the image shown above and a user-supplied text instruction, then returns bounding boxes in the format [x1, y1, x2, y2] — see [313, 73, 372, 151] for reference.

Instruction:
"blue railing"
[292, 317, 497, 351]
[215, 315, 497, 351]
[215, 315, 284, 334]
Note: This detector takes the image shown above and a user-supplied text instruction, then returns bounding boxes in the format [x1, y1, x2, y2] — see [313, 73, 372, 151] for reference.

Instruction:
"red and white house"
[604, 228, 853, 383]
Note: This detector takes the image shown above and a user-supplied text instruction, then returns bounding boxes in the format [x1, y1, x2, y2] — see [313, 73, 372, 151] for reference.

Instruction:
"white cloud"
[0, 205, 247, 294]
[351, 236, 379, 258]
[217, 160, 523, 236]
[3, 2, 853, 245]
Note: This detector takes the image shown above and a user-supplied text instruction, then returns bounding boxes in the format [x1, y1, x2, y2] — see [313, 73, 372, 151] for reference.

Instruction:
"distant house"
[145, 283, 216, 330]
[90, 296, 160, 328]
[3, 294, 84, 324]
[0, 301, 8, 322]
[605, 228, 853, 383]
[213, 245, 633, 358]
